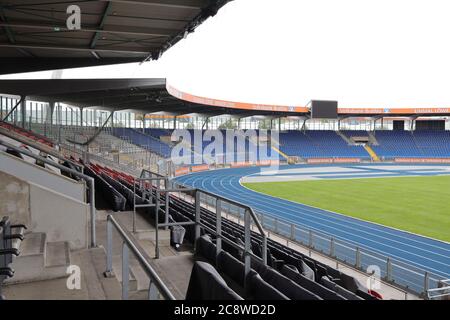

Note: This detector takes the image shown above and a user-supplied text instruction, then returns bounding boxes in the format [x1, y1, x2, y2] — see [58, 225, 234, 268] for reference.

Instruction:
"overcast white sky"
[2, 0, 450, 109]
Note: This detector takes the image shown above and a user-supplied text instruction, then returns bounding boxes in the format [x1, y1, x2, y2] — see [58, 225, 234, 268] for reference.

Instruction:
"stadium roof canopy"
[0, 78, 301, 117]
[0, 0, 232, 75]
[1, 78, 450, 118]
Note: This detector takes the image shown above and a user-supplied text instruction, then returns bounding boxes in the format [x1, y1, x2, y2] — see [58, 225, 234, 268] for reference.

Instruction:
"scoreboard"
[310, 100, 338, 119]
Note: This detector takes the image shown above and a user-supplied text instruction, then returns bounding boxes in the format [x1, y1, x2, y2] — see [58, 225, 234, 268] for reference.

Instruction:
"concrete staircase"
[364, 144, 380, 162]
[337, 131, 353, 145]
[368, 131, 379, 145]
[271, 145, 289, 161]
[5, 232, 71, 284]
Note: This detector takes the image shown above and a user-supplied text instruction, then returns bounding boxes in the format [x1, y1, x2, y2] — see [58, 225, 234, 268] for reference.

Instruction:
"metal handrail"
[218, 197, 448, 297]
[104, 215, 175, 300]
[193, 188, 268, 267]
[199, 188, 267, 242]
[0, 140, 97, 247]
[136, 169, 268, 285]
[168, 182, 267, 264]
[427, 279, 450, 300]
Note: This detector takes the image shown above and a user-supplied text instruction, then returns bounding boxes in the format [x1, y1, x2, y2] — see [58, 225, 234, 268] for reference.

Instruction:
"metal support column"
[216, 199, 222, 262]
[122, 243, 129, 300]
[142, 113, 146, 133]
[20, 96, 26, 128]
[244, 210, 251, 288]
[194, 190, 201, 246]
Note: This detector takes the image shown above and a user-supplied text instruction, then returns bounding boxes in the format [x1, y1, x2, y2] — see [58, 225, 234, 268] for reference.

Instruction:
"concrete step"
[20, 232, 46, 256]
[5, 233, 46, 284]
[83, 246, 123, 300]
[129, 259, 150, 292]
[5, 234, 72, 284]
[112, 255, 138, 292]
[46, 241, 71, 267]
[134, 228, 171, 245]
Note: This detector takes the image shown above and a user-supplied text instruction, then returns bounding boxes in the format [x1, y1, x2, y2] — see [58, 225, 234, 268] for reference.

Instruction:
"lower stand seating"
[194, 235, 323, 300]
[162, 191, 381, 300]
[74, 160, 382, 300]
[186, 261, 243, 300]
[84, 166, 126, 212]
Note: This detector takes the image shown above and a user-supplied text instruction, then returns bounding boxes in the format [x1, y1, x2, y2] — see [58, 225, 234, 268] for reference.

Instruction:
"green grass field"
[243, 176, 450, 242]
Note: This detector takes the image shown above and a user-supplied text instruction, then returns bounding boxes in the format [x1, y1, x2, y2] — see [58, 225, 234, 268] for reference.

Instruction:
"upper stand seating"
[372, 130, 450, 158]
[412, 130, 450, 157]
[371, 131, 422, 158]
[112, 128, 172, 158]
[279, 130, 368, 159]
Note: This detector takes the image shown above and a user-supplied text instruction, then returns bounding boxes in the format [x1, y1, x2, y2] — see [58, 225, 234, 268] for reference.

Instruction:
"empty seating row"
[1, 133, 61, 174]
[192, 235, 369, 300]
[83, 164, 127, 212]
[279, 130, 368, 159]
[112, 128, 172, 158]
[0, 121, 54, 148]
[373, 130, 450, 158]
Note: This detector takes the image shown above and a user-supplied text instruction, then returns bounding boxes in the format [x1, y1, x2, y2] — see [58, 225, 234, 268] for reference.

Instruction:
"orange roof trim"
[167, 84, 450, 116]
[167, 85, 309, 113]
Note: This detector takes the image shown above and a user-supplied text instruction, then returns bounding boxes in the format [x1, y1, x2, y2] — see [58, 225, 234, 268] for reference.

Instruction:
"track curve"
[174, 163, 450, 281]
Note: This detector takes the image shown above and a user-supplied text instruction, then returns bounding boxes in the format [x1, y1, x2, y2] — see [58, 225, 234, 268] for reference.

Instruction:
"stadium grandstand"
[0, 0, 449, 308]
[1, 76, 450, 303]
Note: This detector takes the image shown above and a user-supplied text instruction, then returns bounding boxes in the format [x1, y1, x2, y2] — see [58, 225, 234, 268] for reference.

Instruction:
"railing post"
[104, 218, 114, 277]
[155, 189, 160, 259]
[89, 178, 96, 248]
[356, 247, 361, 269]
[330, 237, 335, 257]
[122, 242, 129, 300]
[290, 224, 295, 240]
[244, 210, 251, 288]
[164, 178, 169, 231]
[148, 281, 159, 300]
[274, 218, 279, 233]
[133, 178, 136, 233]
[309, 230, 313, 248]
[386, 257, 392, 282]
[194, 190, 201, 245]
[424, 272, 429, 297]
[216, 199, 222, 263]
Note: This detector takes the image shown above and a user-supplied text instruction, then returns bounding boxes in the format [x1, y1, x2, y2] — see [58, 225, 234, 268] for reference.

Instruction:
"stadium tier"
[0, 122, 385, 301]
[4, 0, 449, 308]
[107, 127, 450, 163]
[1, 80, 450, 303]
[112, 128, 173, 159]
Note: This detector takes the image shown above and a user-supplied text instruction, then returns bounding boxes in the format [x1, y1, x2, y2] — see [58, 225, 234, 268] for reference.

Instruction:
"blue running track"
[174, 163, 450, 292]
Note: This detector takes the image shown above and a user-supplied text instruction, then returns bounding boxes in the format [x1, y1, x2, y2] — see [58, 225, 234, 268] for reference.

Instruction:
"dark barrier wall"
[393, 120, 405, 131]
[415, 120, 445, 131]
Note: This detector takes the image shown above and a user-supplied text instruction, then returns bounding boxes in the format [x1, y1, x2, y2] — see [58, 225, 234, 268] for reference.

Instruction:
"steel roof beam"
[98, 0, 206, 9]
[90, 1, 113, 50]
[0, 42, 154, 54]
[0, 21, 175, 38]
